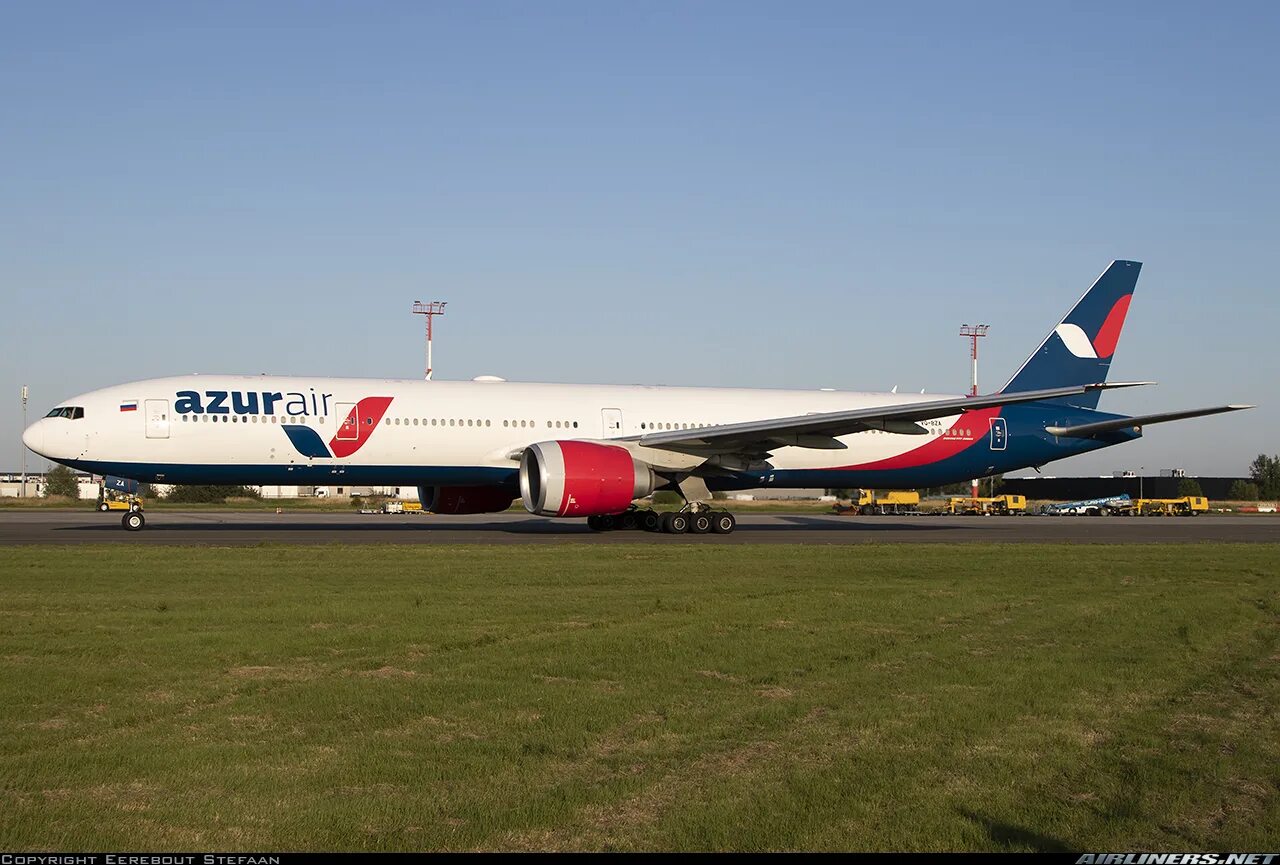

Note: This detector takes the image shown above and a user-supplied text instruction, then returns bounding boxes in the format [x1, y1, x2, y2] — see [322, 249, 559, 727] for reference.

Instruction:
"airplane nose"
[22, 419, 44, 456]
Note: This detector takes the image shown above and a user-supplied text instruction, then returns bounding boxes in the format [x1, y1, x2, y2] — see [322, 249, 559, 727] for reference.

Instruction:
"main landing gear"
[586, 506, 737, 535]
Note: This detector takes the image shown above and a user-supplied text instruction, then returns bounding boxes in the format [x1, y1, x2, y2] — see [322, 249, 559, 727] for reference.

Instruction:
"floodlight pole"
[959, 325, 990, 501]
[959, 324, 990, 396]
[20, 385, 28, 497]
[411, 301, 447, 380]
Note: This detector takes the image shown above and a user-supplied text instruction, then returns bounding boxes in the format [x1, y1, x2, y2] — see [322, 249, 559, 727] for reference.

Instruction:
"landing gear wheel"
[689, 511, 713, 534]
[619, 511, 639, 531]
[662, 512, 689, 534]
[586, 514, 609, 532]
[640, 510, 662, 532]
[711, 511, 736, 534]
[98, 502, 110, 512]
[122, 511, 145, 532]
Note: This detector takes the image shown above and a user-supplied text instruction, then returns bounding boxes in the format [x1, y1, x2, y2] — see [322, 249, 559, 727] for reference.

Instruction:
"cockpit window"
[44, 407, 84, 419]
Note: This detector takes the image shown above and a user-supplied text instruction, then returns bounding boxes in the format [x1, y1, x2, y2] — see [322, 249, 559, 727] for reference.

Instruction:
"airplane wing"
[629, 381, 1152, 456]
[1044, 404, 1254, 438]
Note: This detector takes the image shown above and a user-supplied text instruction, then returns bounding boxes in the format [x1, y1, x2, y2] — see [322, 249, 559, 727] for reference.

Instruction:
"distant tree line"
[1228, 480, 1260, 500]
[165, 485, 262, 503]
[1176, 478, 1203, 497]
[37, 473, 260, 504]
[43, 465, 80, 498]
[1249, 454, 1280, 499]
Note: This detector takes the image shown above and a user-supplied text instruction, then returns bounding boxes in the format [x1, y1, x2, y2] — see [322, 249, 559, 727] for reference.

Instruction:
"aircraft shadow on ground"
[956, 808, 1073, 853]
[772, 516, 954, 531]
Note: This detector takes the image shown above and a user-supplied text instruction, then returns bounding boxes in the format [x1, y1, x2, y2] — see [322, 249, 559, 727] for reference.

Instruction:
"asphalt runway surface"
[1, 510, 1276, 545]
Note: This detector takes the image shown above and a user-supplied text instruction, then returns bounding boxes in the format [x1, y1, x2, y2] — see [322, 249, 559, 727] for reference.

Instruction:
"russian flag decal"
[120, 401, 138, 412]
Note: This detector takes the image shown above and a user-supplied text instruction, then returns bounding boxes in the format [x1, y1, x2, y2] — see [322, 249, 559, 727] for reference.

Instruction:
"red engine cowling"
[520, 441, 656, 517]
[417, 485, 516, 515]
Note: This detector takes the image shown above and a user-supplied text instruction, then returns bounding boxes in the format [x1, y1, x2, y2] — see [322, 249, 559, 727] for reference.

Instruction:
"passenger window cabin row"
[73, 406, 977, 439]
[181, 415, 312, 424]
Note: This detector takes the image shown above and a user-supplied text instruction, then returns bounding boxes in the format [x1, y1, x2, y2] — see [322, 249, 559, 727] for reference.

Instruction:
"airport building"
[0, 471, 96, 499]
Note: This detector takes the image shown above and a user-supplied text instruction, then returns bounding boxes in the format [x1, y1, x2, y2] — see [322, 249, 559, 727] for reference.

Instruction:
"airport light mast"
[411, 301, 447, 380]
[959, 323, 990, 396]
[20, 385, 28, 497]
[959, 324, 990, 502]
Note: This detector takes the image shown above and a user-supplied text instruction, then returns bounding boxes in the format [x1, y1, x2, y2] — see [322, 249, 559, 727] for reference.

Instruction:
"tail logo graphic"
[1055, 294, 1132, 360]
[282, 396, 393, 458]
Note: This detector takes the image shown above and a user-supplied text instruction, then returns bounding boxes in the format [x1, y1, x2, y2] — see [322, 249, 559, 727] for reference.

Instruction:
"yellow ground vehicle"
[1110, 496, 1208, 516]
[97, 478, 143, 513]
[98, 497, 144, 512]
[382, 500, 424, 514]
[834, 490, 921, 515]
[945, 494, 1027, 515]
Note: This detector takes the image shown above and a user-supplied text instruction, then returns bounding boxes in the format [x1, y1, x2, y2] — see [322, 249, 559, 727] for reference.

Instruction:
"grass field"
[1, 543, 1276, 851]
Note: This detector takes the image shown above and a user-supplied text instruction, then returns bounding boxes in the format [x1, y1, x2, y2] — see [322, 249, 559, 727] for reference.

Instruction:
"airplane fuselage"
[22, 374, 1131, 493]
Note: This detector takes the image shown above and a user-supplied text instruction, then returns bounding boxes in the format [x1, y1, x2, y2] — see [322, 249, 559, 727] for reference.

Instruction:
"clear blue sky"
[3, 1, 1276, 477]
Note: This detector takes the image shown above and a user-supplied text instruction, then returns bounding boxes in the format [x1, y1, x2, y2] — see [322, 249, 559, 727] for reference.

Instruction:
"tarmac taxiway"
[0, 511, 1274, 545]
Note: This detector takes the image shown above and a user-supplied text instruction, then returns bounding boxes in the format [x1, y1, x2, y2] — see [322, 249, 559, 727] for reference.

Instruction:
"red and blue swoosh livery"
[767, 401, 1141, 491]
[281, 397, 393, 458]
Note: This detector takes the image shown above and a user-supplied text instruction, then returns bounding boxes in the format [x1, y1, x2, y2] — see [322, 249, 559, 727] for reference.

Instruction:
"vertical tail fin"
[1001, 260, 1142, 409]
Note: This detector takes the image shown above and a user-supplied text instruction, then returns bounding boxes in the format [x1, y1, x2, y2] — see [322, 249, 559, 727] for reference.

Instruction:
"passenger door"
[335, 402, 358, 441]
[601, 408, 623, 438]
[145, 399, 170, 439]
[988, 416, 1007, 451]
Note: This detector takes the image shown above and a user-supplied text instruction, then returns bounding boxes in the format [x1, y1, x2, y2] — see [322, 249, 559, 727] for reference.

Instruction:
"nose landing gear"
[122, 511, 145, 531]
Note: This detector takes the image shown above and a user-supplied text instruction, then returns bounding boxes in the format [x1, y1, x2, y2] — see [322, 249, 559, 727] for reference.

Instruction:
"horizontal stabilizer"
[1045, 405, 1254, 438]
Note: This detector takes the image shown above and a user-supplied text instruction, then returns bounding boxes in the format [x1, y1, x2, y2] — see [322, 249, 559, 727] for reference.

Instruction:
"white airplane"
[22, 261, 1251, 532]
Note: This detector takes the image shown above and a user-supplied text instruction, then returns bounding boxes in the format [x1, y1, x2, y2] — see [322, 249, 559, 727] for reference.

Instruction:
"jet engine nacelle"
[520, 441, 656, 517]
[417, 485, 516, 515]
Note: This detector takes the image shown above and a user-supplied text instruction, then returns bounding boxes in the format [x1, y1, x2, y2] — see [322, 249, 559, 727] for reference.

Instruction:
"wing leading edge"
[630, 382, 1152, 455]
